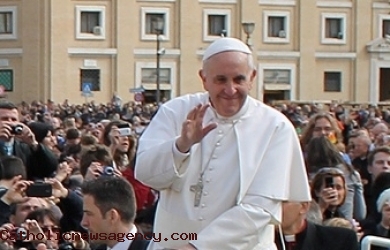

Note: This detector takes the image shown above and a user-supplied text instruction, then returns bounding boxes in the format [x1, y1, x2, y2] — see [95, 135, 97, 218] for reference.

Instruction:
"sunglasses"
[41, 226, 60, 233]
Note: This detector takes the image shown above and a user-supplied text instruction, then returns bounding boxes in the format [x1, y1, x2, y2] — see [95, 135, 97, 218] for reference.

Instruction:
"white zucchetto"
[202, 37, 252, 61]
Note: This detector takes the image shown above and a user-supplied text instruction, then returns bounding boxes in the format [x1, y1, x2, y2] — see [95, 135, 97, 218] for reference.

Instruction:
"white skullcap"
[377, 188, 390, 212]
[202, 37, 252, 61]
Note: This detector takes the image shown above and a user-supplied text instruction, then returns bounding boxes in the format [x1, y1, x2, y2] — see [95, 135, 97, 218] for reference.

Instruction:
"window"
[259, 63, 296, 100]
[141, 68, 171, 84]
[321, 13, 346, 44]
[75, 6, 105, 40]
[80, 69, 100, 91]
[263, 69, 291, 84]
[203, 9, 231, 41]
[135, 62, 176, 99]
[324, 72, 341, 92]
[0, 6, 16, 39]
[141, 7, 170, 41]
[0, 70, 13, 91]
[263, 11, 290, 43]
[80, 12, 100, 33]
[383, 20, 390, 38]
[379, 15, 390, 38]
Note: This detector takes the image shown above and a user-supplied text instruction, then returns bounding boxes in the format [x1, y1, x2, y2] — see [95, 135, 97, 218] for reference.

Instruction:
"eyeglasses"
[41, 226, 60, 233]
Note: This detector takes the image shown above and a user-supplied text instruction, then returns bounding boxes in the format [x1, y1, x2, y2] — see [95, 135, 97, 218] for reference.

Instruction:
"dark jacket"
[275, 221, 359, 250]
[1, 139, 58, 180]
[91, 238, 149, 250]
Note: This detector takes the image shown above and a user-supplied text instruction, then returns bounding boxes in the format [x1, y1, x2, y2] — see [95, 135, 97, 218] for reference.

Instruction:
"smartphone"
[26, 182, 52, 197]
[325, 176, 334, 188]
[117, 124, 132, 137]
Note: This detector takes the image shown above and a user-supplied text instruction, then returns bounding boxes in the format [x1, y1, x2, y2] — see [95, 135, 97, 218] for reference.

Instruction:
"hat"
[202, 37, 252, 61]
[28, 122, 54, 143]
[377, 188, 390, 212]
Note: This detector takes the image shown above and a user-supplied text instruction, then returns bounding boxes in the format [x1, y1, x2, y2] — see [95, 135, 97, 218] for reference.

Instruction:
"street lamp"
[241, 22, 255, 50]
[152, 17, 164, 105]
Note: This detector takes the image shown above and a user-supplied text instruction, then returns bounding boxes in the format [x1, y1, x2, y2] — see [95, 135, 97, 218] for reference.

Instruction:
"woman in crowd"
[311, 168, 348, 221]
[306, 136, 366, 221]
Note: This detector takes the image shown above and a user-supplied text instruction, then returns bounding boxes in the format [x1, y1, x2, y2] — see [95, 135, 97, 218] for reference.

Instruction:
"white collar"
[107, 225, 137, 250]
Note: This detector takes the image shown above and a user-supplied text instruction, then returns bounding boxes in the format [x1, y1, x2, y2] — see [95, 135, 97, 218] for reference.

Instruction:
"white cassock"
[135, 92, 311, 250]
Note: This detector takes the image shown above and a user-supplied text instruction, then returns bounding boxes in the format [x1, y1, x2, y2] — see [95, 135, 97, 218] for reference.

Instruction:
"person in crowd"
[81, 177, 150, 250]
[300, 113, 351, 165]
[0, 101, 58, 180]
[305, 136, 366, 221]
[0, 156, 27, 196]
[275, 201, 359, 250]
[103, 121, 156, 213]
[362, 188, 390, 250]
[135, 37, 311, 250]
[311, 168, 348, 220]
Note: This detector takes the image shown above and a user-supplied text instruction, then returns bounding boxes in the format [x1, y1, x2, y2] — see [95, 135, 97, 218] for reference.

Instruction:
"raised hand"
[176, 104, 217, 153]
[1, 178, 33, 205]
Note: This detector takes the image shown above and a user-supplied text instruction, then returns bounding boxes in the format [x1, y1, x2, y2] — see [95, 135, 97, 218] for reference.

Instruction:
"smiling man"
[135, 37, 311, 250]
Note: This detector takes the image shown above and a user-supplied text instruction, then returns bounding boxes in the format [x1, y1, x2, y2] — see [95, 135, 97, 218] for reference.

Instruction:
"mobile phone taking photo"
[325, 176, 334, 188]
[26, 182, 52, 197]
[117, 124, 132, 137]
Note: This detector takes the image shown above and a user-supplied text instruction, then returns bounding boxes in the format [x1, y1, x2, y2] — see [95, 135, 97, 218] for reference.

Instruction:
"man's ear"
[300, 202, 310, 214]
[248, 69, 257, 91]
[107, 209, 120, 223]
[199, 70, 208, 91]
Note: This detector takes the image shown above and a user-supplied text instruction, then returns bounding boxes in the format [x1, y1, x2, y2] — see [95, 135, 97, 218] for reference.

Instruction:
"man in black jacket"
[275, 201, 359, 250]
[81, 177, 150, 250]
[0, 101, 58, 180]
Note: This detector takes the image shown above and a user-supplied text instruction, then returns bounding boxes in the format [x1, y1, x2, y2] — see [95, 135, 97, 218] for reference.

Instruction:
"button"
[204, 191, 208, 196]
[216, 142, 221, 146]
[206, 179, 211, 183]
[212, 155, 217, 159]
[201, 204, 206, 208]
[218, 130, 223, 134]
[199, 217, 204, 221]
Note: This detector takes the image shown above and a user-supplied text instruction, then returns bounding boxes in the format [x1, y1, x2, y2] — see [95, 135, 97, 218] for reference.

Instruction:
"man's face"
[369, 152, 390, 180]
[11, 198, 44, 226]
[312, 118, 333, 138]
[381, 203, 390, 225]
[281, 202, 307, 231]
[81, 195, 111, 243]
[371, 123, 388, 141]
[349, 137, 369, 159]
[0, 108, 19, 123]
[199, 51, 256, 117]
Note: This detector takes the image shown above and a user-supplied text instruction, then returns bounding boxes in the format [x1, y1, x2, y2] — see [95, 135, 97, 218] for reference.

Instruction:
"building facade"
[0, 0, 389, 104]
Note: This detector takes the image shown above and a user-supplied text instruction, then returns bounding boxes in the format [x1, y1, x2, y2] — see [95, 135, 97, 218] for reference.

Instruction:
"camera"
[12, 227, 28, 241]
[26, 182, 52, 197]
[58, 243, 74, 250]
[11, 124, 23, 135]
[102, 166, 114, 176]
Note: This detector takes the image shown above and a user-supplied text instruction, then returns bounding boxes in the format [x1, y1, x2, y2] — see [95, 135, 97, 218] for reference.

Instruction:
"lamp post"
[152, 17, 164, 105]
[241, 22, 255, 50]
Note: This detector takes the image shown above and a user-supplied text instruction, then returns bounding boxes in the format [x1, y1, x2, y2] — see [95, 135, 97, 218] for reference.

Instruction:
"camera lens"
[13, 125, 23, 135]
[15, 227, 27, 240]
[103, 166, 114, 176]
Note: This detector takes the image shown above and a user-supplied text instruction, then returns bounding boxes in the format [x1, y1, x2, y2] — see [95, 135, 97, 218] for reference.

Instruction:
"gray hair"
[306, 201, 323, 224]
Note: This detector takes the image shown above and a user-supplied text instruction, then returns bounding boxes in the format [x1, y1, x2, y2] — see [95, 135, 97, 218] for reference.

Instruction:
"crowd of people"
[0, 37, 389, 249]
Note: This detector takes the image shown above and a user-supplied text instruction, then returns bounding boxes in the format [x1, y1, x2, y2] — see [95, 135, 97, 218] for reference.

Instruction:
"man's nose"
[81, 217, 88, 228]
[224, 82, 237, 95]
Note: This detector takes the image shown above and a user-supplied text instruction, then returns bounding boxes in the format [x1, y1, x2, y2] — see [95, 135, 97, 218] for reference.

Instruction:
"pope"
[135, 37, 311, 250]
